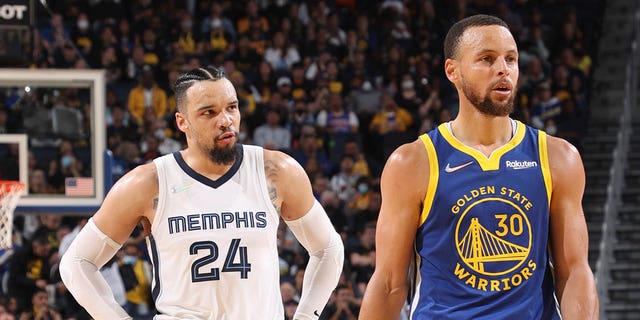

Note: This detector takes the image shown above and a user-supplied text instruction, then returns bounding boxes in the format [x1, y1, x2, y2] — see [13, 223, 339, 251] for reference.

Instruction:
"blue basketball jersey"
[410, 120, 561, 319]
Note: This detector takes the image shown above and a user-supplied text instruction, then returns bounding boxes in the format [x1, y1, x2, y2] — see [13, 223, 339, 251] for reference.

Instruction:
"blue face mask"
[122, 255, 138, 265]
[61, 155, 73, 168]
[357, 184, 369, 194]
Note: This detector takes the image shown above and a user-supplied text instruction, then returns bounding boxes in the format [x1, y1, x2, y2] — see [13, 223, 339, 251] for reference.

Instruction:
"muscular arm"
[92, 162, 157, 243]
[264, 150, 344, 319]
[359, 141, 428, 319]
[547, 136, 599, 319]
[59, 162, 158, 319]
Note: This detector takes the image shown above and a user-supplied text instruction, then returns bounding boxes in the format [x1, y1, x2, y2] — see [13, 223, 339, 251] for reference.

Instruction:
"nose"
[218, 110, 233, 129]
[496, 57, 511, 76]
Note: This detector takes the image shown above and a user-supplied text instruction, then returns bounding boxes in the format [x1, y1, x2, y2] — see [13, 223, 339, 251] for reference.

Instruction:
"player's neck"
[449, 110, 513, 157]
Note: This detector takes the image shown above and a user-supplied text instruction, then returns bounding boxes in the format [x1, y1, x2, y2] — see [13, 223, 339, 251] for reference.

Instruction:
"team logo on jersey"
[453, 194, 537, 292]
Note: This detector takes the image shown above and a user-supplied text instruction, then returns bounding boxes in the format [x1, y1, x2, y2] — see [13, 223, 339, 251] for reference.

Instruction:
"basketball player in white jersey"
[59, 66, 344, 319]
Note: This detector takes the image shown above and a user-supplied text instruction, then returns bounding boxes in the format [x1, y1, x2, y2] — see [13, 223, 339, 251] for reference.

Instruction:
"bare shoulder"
[109, 161, 159, 196]
[262, 149, 314, 220]
[385, 139, 429, 167]
[545, 135, 584, 180]
[92, 161, 158, 243]
[382, 139, 430, 193]
[263, 149, 307, 181]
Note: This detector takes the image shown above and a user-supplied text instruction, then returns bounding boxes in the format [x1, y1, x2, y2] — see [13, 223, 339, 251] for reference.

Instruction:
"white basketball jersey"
[149, 144, 283, 319]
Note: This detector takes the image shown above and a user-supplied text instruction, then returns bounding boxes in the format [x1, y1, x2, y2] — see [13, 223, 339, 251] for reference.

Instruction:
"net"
[0, 181, 25, 249]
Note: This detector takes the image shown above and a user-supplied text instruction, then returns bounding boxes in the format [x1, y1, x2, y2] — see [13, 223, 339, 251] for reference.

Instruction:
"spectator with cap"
[276, 76, 294, 104]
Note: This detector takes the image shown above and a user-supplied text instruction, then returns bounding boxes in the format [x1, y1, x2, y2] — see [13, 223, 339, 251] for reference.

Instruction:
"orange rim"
[0, 180, 25, 195]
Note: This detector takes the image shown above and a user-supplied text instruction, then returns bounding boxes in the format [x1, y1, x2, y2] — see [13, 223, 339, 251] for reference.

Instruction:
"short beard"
[208, 132, 238, 165]
[461, 79, 515, 117]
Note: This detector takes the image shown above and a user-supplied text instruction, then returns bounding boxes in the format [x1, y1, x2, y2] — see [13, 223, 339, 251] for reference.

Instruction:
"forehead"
[185, 78, 237, 108]
[459, 25, 517, 57]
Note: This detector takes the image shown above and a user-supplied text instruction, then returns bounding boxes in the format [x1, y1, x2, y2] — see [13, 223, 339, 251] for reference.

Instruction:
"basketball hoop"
[0, 180, 25, 249]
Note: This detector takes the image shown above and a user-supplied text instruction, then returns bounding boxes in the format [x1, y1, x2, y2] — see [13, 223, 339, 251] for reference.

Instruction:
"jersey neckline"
[172, 144, 244, 188]
[438, 120, 526, 171]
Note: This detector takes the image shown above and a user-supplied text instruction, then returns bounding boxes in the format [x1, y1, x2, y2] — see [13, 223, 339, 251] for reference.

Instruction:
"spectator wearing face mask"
[119, 243, 153, 319]
[140, 119, 182, 156]
[47, 140, 83, 193]
[70, 12, 95, 62]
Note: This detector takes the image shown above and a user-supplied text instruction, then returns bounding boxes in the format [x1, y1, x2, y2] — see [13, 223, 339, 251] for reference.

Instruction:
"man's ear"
[175, 112, 188, 134]
[444, 58, 458, 84]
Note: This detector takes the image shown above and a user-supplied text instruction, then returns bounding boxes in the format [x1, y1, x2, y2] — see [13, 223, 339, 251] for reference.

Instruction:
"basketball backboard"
[0, 69, 108, 215]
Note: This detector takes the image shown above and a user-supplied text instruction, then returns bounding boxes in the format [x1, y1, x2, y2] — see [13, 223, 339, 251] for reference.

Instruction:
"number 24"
[190, 239, 251, 282]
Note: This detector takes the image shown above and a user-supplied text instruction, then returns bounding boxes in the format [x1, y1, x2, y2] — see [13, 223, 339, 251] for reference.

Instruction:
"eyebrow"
[476, 49, 518, 56]
[195, 100, 239, 112]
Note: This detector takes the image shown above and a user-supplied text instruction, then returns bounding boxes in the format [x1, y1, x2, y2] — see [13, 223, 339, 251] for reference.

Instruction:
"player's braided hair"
[174, 66, 226, 113]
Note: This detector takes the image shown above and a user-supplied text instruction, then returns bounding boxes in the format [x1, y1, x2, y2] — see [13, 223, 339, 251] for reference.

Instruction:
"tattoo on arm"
[264, 159, 282, 214]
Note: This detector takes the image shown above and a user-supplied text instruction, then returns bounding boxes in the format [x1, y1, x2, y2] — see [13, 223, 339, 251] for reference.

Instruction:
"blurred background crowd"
[0, 0, 601, 319]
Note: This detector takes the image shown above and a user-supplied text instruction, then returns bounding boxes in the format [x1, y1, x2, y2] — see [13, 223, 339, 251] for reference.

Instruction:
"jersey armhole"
[419, 134, 439, 227]
[151, 157, 167, 232]
[538, 131, 553, 206]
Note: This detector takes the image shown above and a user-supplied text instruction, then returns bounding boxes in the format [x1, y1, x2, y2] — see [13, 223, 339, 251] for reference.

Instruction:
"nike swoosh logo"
[444, 161, 474, 173]
[314, 310, 320, 317]
[171, 185, 192, 193]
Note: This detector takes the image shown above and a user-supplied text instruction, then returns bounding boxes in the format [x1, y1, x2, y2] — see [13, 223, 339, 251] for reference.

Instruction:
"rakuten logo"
[505, 160, 538, 170]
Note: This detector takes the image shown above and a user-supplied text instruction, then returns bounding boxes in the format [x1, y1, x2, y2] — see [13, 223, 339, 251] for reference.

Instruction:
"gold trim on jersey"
[419, 134, 439, 227]
[538, 131, 553, 206]
[438, 120, 527, 171]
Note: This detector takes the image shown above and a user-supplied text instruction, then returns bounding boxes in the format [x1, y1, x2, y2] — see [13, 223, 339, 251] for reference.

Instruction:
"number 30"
[494, 213, 523, 236]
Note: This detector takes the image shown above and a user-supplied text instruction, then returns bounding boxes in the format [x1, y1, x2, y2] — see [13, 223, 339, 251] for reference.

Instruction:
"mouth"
[217, 132, 236, 143]
[491, 82, 513, 96]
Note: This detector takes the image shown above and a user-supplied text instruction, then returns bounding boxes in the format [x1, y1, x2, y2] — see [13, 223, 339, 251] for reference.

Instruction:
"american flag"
[65, 177, 94, 196]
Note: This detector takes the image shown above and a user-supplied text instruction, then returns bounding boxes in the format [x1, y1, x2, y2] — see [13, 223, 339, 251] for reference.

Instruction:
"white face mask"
[155, 129, 165, 140]
[211, 18, 222, 29]
[77, 20, 89, 30]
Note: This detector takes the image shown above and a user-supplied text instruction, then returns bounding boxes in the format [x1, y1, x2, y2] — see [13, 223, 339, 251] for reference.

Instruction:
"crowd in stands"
[0, 0, 600, 319]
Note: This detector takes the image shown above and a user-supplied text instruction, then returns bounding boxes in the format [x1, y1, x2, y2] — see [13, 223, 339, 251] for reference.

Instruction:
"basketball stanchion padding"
[0, 180, 25, 249]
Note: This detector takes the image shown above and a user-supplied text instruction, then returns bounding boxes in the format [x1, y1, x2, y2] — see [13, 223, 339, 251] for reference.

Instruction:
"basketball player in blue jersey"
[359, 15, 598, 319]
[59, 66, 344, 319]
